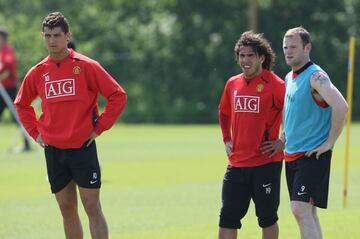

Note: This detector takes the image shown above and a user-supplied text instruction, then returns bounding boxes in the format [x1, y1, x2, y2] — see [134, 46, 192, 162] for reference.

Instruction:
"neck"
[292, 57, 310, 72]
[50, 48, 70, 62]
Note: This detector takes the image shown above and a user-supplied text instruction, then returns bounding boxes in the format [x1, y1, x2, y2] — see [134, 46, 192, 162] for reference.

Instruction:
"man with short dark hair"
[282, 26, 348, 239]
[15, 12, 127, 239]
[218, 31, 285, 239]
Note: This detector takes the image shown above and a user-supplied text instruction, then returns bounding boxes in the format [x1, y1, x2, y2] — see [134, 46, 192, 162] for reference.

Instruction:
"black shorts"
[0, 87, 16, 121]
[219, 161, 282, 229]
[44, 141, 101, 193]
[286, 150, 332, 208]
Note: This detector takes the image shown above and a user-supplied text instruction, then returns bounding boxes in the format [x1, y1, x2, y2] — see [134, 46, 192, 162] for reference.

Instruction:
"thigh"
[7, 87, 17, 122]
[0, 94, 7, 117]
[44, 146, 72, 193]
[252, 162, 282, 219]
[78, 187, 100, 205]
[285, 161, 296, 199]
[219, 166, 252, 229]
[55, 180, 78, 209]
[68, 141, 101, 189]
[0, 87, 16, 112]
[6, 87, 17, 101]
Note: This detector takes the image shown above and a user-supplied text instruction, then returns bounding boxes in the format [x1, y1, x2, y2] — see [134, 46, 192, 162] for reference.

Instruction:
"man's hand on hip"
[224, 140, 233, 157]
[86, 131, 98, 147]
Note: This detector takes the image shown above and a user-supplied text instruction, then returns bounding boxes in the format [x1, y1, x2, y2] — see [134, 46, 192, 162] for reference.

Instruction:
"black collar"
[294, 61, 313, 75]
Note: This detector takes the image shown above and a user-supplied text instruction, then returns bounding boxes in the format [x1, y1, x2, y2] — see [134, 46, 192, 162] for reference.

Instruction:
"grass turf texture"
[0, 123, 359, 239]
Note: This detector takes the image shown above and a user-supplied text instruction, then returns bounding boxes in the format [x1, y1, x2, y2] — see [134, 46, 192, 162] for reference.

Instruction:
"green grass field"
[0, 123, 359, 239]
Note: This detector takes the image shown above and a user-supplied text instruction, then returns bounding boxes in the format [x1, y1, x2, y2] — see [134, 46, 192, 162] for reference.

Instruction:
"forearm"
[326, 106, 348, 146]
[94, 89, 127, 135]
[218, 111, 232, 142]
[14, 103, 39, 140]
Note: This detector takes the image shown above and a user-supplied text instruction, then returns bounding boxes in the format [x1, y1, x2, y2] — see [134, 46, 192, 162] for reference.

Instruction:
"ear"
[304, 43, 312, 53]
[259, 55, 265, 64]
[66, 32, 72, 42]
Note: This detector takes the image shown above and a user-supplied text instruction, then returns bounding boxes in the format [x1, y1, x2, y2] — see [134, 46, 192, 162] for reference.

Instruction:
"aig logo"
[45, 79, 75, 99]
[234, 95, 260, 113]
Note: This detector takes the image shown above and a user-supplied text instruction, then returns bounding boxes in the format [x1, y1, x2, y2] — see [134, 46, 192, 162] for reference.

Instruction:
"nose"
[48, 36, 56, 45]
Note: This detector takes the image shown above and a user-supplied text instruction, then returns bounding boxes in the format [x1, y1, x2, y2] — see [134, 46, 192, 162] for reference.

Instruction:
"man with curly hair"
[217, 31, 285, 239]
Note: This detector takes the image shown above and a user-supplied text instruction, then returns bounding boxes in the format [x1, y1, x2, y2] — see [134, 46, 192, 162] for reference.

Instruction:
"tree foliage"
[0, 0, 359, 122]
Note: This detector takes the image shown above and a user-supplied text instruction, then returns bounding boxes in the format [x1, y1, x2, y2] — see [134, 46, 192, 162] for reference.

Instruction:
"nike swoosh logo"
[262, 183, 272, 187]
[90, 180, 98, 185]
[297, 192, 307, 195]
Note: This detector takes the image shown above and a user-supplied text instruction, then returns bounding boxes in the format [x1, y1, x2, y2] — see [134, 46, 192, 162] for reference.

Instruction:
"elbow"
[121, 91, 127, 108]
[337, 101, 348, 117]
[344, 103, 349, 114]
[342, 101, 349, 115]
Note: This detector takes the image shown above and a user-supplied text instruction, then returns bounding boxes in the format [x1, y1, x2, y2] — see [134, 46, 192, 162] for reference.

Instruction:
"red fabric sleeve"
[218, 81, 232, 143]
[87, 62, 127, 135]
[274, 76, 285, 110]
[219, 111, 231, 143]
[0, 45, 17, 87]
[14, 70, 39, 140]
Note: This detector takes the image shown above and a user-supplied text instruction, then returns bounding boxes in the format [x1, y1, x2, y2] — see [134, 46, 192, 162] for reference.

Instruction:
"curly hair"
[42, 12, 69, 33]
[234, 31, 276, 70]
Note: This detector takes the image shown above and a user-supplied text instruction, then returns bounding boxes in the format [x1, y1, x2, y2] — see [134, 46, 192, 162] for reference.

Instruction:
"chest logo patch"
[45, 79, 75, 99]
[256, 83, 264, 92]
[234, 95, 260, 113]
[73, 66, 81, 75]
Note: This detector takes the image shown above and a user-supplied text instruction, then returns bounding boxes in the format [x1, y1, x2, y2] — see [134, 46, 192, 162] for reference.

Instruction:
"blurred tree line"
[0, 0, 359, 123]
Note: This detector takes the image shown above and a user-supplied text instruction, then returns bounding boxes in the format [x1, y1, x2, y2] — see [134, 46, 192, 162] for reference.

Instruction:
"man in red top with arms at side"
[218, 31, 285, 239]
[15, 12, 127, 239]
[0, 26, 31, 152]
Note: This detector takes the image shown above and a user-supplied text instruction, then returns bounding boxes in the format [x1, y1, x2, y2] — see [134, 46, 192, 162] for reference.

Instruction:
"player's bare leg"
[55, 180, 83, 239]
[218, 227, 237, 239]
[79, 187, 108, 239]
[291, 201, 321, 239]
[262, 223, 279, 239]
[312, 207, 323, 239]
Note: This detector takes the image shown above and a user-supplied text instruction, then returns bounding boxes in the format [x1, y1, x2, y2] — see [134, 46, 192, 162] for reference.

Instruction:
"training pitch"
[0, 124, 359, 239]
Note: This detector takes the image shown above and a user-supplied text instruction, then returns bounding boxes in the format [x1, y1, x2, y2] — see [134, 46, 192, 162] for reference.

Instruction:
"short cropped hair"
[284, 26, 312, 47]
[234, 31, 276, 70]
[42, 12, 69, 33]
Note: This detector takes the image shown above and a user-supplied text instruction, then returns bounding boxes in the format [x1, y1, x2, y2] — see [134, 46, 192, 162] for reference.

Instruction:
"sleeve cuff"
[94, 122, 107, 136]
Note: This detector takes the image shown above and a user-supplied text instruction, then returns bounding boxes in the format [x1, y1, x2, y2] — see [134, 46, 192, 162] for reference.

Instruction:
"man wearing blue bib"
[282, 27, 348, 239]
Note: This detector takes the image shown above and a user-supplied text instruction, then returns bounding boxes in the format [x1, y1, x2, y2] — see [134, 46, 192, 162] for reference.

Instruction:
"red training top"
[15, 49, 127, 149]
[218, 70, 285, 167]
[0, 44, 17, 88]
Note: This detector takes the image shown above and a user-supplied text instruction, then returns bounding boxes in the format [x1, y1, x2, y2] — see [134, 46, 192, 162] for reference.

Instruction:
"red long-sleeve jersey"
[15, 49, 127, 149]
[218, 70, 285, 167]
[0, 44, 17, 88]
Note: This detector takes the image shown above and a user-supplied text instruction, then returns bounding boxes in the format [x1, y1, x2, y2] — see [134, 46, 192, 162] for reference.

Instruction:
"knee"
[57, 200, 77, 218]
[291, 203, 310, 221]
[219, 206, 246, 229]
[82, 196, 101, 217]
[258, 215, 278, 228]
